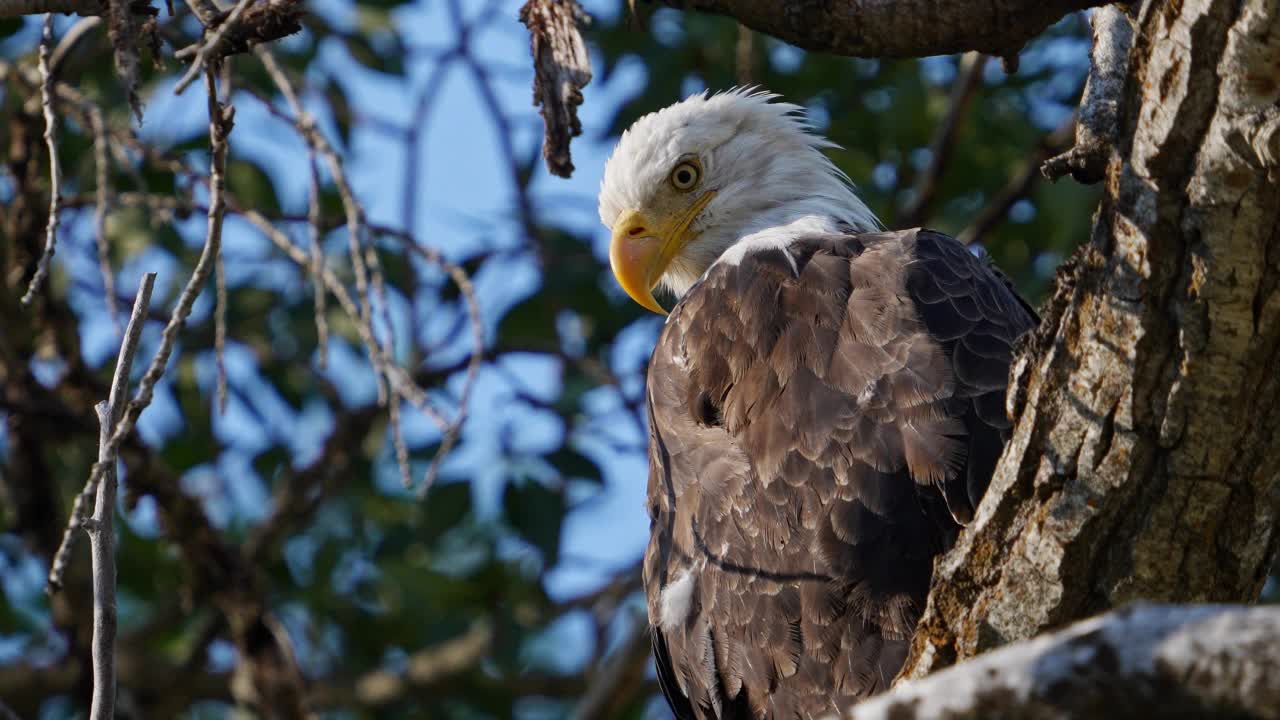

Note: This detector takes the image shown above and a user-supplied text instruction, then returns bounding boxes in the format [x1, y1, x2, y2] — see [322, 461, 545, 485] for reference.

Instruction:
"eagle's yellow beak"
[609, 191, 716, 315]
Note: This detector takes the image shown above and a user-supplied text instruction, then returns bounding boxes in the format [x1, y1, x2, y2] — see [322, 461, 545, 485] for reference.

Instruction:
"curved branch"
[853, 604, 1280, 719]
[655, 0, 1103, 59]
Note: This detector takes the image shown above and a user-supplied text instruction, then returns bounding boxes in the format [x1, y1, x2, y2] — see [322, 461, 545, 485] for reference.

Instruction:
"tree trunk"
[903, 0, 1280, 677]
[655, 0, 1280, 690]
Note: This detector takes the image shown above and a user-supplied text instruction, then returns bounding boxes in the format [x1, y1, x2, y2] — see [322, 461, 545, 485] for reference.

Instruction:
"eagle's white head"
[598, 88, 879, 314]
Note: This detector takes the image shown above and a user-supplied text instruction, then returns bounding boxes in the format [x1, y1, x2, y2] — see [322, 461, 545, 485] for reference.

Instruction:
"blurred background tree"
[4, 0, 1254, 718]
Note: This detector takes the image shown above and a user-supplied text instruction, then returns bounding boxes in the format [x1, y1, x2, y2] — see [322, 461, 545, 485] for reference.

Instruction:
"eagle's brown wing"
[643, 229, 1037, 719]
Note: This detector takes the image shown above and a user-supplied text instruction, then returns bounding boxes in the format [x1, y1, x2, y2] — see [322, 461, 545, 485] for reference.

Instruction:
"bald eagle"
[598, 90, 1037, 718]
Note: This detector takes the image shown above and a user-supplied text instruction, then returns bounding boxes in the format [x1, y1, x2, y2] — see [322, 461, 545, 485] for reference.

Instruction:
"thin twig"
[898, 52, 988, 227]
[572, 610, 652, 720]
[365, 244, 394, 361]
[181, 0, 220, 25]
[959, 116, 1076, 246]
[214, 221, 228, 413]
[363, 240, 411, 486]
[86, 272, 156, 720]
[21, 15, 62, 307]
[240, 206, 482, 494]
[307, 157, 328, 368]
[173, 0, 254, 95]
[411, 240, 482, 497]
[49, 15, 102, 76]
[87, 102, 118, 332]
[254, 46, 386, 404]
[87, 162, 483, 498]
[389, 393, 412, 489]
[76, 67, 233, 517]
[214, 63, 232, 414]
[237, 206, 395, 411]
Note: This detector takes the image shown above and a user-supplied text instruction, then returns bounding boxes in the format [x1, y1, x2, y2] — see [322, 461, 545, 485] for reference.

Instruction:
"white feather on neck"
[598, 89, 882, 301]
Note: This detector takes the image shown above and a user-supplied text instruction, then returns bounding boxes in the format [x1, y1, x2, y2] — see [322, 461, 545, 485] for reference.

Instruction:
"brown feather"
[644, 229, 1037, 719]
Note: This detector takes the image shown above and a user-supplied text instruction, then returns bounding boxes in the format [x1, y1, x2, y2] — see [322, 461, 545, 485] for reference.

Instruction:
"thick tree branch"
[656, 0, 1103, 59]
[854, 604, 1280, 719]
[0, 0, 100, 17]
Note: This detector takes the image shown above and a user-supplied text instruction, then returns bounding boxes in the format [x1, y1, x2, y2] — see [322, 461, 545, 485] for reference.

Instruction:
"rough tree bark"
[653, 0, 1280, 710]
[852, 604, 1280, 719]
[902, 0, 1280, 677]
[656, 0, 1105, 59]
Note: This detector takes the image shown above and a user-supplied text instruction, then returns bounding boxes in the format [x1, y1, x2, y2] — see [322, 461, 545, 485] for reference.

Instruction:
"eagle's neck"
[715, 213, 848, 270]
[662, 194, 878, 298]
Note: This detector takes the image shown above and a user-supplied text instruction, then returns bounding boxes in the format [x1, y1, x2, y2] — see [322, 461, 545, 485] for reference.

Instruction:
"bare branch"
[174, 0, 303, 76]
[86, 272, 156, 720]
[173, 0, 254, 94]
[520, 0, 592, 178]
[20, 15, 62, 307]
[181, 0, 220, 25]
[316, 620, 493, 707]
[210, 64, 230, 413]
[86, 101, 119, 331]
[0, 0, 100, 17]
[363, 241, 412, 488]
[957, 116, 1075, 246]
[657, 0, 1102, 59]
[214, 215, 228, 413]
[236, 203, 483, 496]
[1041, 6, 1133, 183]
[49, 16, 103, 75]
[898, 52, 988, 228]
[39, 75, 483, 500]
[394, 234, 484, 496]
[572, 612, 652, 720]
[75, 67, 233, 521]
[307, 157, 329, 368]
[254, 46, 387, 404]
[855, 604, 1280, 719]
[213, 66, 232, 414]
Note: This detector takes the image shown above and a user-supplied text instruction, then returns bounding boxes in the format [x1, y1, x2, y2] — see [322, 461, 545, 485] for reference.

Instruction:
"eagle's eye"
[670, 160, 700, 191]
